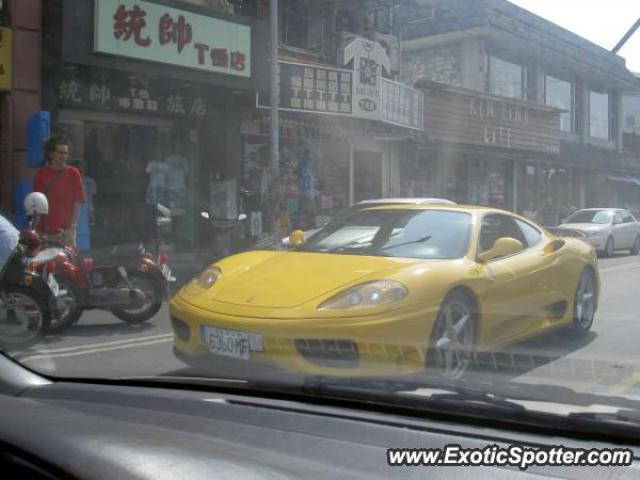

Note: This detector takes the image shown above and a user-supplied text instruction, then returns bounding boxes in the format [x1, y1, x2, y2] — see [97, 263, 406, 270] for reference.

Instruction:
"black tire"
[603, 237, 614, 258]
[0, 286, 50, 350]
[111, 272, 163, 324]
[46, 276, 83, 334]
[631, 236, 640, 255]
[426, 290, 477, 380]
[572, 269, 596, 335]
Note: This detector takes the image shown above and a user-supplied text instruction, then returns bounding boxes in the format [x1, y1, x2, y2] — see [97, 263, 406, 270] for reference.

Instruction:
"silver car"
[558, 208, 640, 257]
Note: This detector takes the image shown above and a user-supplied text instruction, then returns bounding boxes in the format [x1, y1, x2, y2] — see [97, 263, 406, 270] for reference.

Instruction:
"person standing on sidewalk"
[33, 136, 86, 247]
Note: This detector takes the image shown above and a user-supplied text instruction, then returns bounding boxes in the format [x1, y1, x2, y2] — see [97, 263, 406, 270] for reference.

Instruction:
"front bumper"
[169, 294, 440, 378]
[582, 235, 608, 250]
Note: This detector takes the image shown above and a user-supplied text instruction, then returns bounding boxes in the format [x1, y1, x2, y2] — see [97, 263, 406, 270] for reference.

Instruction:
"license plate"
[202, 326, 263, 360]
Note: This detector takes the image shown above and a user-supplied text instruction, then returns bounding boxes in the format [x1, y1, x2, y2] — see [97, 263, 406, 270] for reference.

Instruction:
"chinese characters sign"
[95, 0, 251, 78]
[56, 74, 209, 118]
[278, 63, 352, 115]
[381, 79, 424, 130]
[342, 36, 390, 120]
[0, 27, 12, 91]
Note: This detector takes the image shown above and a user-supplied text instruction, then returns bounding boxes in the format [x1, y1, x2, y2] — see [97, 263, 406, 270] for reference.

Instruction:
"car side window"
[614, 213, 624, 224]
[479, 214, 527, 254]
[622, 212, 634, 223]
[515, 219, 542, 247]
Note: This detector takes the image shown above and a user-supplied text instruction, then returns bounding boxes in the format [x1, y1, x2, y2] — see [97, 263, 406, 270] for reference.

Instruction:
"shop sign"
[421, 83, 561, 154]
[381, 78, 424, 130]
[341, 36, 390, 120]
[275, 62, 353, 115]
[0, 27, 12, 91]
[257, 60, 424, 130]
[94, 0, 251, 78]
[56, 76, 208, 118]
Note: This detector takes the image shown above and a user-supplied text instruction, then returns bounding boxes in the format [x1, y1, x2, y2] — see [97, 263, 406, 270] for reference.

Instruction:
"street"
[7, 254, 640, 398]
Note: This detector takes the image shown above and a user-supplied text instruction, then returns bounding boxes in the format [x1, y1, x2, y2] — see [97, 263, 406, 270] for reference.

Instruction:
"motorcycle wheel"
[47, 276, 83, 334]
[111, 272, 163, 325]
[0, 286, 50, 350]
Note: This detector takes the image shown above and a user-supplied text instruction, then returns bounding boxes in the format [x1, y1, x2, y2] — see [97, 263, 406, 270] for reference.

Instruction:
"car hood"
[559, 223, 609, 232]
[208, 251, 403, 309]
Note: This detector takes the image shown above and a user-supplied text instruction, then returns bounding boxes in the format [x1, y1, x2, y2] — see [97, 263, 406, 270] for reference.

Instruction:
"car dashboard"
[0, 355, 638, 479]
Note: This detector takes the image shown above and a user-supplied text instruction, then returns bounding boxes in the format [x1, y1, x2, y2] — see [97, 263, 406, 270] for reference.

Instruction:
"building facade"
[398, 0, 640, 224]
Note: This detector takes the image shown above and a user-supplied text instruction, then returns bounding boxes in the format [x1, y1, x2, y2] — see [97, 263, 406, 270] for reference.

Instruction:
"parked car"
[558, 208, 640, 257]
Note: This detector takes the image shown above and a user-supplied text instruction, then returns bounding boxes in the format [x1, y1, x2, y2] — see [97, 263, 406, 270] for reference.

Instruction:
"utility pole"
[612, 17, 640, 54]
[269, 0, 280, 236]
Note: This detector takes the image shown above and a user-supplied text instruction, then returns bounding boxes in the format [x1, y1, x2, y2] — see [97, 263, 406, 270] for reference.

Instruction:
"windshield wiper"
[381, 235, 432, 251]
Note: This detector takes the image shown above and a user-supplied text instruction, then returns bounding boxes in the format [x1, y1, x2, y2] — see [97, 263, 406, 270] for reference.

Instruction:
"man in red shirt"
[33, 136, 86, 247]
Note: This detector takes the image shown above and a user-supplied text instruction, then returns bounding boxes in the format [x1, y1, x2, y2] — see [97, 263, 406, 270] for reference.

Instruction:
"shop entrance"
[59, 111, 199, 250]
[353, 150, 383, 203]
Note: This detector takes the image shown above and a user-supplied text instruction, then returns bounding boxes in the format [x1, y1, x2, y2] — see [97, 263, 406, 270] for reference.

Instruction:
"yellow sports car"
[170, 204, 599, 380]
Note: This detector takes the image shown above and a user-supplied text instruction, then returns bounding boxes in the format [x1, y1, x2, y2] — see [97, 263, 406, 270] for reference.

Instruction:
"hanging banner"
[341, 36, 390, 120]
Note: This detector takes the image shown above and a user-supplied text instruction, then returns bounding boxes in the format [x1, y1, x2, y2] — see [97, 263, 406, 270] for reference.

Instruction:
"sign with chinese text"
[341, 36, 390, 120]
[94, 0, 251, 78]
[421, 82, 561, 154]
[0, 27, 12, 91]
[54, 70, 209, 118]
[381, 78, 424, 130]
[277, 62, 352, 115]
[257, 61, 425, 130]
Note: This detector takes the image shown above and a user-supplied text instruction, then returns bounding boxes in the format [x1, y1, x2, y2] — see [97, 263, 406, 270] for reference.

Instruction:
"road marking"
[607, 371, 640, 396]
[15, 333, 174, 357]
[18, 337, 174, 363]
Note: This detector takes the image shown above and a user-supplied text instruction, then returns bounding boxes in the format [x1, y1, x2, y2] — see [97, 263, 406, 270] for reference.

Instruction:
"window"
[302, 210, 472, 260]
[589, 89, 610, 139]
[545, 75, 574, 132]
[622, 211, 634, 223]
[488, 56, 524, 99]
[515, 219, 542, 247]
[479, 214, 528, 255]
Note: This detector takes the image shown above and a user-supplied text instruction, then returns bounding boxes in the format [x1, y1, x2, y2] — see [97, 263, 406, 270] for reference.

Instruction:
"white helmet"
[24, 192, 49, 216]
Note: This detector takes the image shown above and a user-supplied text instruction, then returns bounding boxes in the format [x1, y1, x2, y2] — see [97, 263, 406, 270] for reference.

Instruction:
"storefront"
[411, 81, 563, 211]
[515, 163, 583, 225]
[240, 112, 405, 236]
[40, 0, 267, 250]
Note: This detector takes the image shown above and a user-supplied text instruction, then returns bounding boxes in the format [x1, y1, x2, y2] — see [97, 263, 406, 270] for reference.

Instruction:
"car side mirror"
[289, 230, 305, 247]
[478, 237, 524, 263]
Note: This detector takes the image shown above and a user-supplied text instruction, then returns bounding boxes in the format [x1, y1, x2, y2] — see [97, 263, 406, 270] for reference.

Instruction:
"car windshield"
[565, 210, 614, 224]
[300, 209, 471, 259]
[4, 0, 640, 462]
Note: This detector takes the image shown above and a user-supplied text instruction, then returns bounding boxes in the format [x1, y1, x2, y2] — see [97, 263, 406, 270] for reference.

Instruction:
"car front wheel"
[572, 269, 596, 334]
[426, 291, 477, 380]
[631, 236, 640, 255]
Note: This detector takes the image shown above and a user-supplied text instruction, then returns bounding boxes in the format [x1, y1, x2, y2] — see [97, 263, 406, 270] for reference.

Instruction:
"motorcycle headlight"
[184, 267, 221, 295]
[318, 280, 408, 311]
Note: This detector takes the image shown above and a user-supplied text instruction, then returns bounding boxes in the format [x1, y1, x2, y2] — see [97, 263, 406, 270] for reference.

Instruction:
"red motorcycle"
[39, 238, 173, 333]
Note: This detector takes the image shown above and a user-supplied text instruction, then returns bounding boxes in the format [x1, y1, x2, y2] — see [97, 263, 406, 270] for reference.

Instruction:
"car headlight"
[318, 280, 408, 311]
[586, 230, 605, 237]
[184, 267, 221, 295]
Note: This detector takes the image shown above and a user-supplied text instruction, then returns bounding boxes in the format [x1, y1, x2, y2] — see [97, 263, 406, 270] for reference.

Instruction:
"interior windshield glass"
[300, 209, 472, 259]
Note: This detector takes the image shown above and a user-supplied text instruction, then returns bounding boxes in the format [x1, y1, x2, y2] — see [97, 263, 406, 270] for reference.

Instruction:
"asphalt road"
[7, 253, 640, 398]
